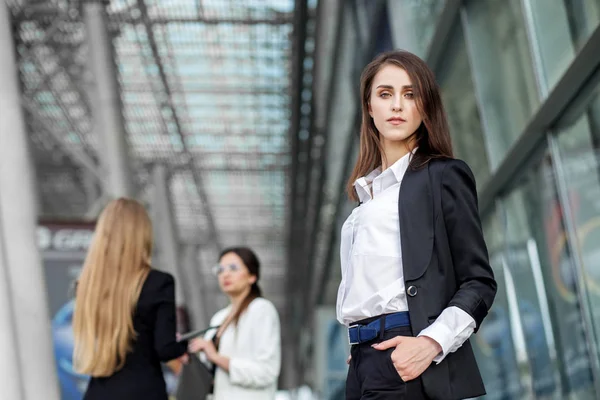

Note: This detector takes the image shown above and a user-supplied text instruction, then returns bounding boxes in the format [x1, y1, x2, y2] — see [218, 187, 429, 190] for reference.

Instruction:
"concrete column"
[0, 4, 60, 399]
[182, 244, 209, 329]
[0, 213, 24, 400]
[152, 165, 185, 306]
[84, 0, 134, 198]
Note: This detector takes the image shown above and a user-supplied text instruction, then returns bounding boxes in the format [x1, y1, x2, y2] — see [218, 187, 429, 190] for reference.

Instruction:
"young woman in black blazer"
[73, 198, 188, 400]
[338, 51, 497, 400]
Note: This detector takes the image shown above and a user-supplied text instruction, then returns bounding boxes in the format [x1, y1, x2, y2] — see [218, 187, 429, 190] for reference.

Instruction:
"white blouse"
[336, 151, 476, 363]
[200, 297, 281, 400]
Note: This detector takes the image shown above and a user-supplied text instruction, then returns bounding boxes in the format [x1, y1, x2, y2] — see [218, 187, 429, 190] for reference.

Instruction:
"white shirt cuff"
[417, 306, 476, 364]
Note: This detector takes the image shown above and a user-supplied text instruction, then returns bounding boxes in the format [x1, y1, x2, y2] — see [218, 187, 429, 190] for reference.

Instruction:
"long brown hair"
[346, 50, 453, 201]
[73, 198, 153, 377]
[219, 247, 262, 330]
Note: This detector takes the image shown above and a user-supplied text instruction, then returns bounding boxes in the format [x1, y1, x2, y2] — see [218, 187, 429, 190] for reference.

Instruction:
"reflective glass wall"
[408, 0, 600, 398]
[318, 0, 600, 399]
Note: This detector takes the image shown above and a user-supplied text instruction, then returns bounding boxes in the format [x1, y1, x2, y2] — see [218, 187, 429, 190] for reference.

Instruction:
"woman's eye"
[380, 92, 391, 98]
[404, 92, 414, 99]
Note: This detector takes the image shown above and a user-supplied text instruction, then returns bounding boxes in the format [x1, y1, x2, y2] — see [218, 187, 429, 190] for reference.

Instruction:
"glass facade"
[554, 88, 600, 363]
[451, 0, 600, 398]
[475, 157, 599, 399]
[323, 1, 600, 399]
[526, 0, 600, 93]
[462, 0, 540, 169]
[438, 24, 491, 186]
[386, 0, 445, 57]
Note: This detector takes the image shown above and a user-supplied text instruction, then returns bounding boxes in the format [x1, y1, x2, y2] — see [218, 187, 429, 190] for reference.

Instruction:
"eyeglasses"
[212, 263, 242, 276]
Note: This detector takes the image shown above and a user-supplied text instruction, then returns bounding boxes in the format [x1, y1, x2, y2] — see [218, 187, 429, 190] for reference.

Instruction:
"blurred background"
[1, 0, 600, 399]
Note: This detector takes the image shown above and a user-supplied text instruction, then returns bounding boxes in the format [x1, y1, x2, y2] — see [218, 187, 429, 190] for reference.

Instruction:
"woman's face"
[369, 64, 423, 149]
[216, 252, 256, 296]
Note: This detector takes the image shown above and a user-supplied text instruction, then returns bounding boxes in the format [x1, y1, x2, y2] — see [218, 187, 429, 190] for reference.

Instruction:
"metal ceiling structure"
[6, 0, 321, 386]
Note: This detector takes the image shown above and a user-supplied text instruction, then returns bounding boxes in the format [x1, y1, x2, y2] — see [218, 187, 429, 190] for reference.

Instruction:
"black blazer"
[84, 269, 188, 400]
[399, 158, 497, 400]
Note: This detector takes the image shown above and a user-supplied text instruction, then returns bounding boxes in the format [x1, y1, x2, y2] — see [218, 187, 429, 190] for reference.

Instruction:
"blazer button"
[407, 286, 418, 297]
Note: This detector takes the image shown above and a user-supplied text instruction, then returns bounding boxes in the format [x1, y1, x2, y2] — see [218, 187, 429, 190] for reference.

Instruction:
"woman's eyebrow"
[375, 84, 413, 90]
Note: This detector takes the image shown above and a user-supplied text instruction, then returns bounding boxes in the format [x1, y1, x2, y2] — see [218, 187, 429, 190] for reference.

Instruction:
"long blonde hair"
[73, 198, 153, 377]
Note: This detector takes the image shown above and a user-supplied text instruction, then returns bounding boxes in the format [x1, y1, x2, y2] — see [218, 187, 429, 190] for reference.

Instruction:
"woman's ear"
[249, 275, 257, 285]
[368, 102, 373, 117]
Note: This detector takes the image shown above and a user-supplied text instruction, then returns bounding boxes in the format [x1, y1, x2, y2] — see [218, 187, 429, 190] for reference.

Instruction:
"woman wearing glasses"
[188, 247, 281, 400]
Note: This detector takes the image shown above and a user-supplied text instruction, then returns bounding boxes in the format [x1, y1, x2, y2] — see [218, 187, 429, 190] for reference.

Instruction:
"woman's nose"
[391, 96, 402, 111]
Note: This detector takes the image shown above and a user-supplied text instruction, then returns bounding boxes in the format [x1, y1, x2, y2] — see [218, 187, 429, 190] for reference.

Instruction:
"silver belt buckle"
[348, 324, 359, 345]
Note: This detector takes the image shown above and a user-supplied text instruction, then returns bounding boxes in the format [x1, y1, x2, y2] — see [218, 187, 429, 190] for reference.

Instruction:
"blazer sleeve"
[228, 301, 281, 389]
[441, 160, 497, 330]
[152, 273, 188, 361]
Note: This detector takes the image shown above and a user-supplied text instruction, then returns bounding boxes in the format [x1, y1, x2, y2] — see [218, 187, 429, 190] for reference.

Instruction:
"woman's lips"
[387, 117, 406, 125]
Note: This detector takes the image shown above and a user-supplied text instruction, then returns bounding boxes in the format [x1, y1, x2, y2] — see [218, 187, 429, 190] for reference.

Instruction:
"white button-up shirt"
[336, 152, 476, 363]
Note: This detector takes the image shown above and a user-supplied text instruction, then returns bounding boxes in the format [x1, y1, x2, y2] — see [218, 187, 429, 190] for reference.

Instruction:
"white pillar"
[0, 4, 60, 400]
[84, 0, 134, 198]
[152, 165, 186, 306]
[0, 217, 24, 400]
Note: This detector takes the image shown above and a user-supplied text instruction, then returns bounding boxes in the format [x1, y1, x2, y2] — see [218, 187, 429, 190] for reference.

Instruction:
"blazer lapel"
[399, 163, 434, 281]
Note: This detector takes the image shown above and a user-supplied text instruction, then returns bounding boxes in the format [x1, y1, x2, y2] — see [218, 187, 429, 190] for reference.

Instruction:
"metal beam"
[282, 0, 308, 390]
[479, 25, 600, 216]
[115, 15, 293, 25]
[23, 51, 92, 150]
[123, 125, 289, 136]
[304, 0, 345, 323]
[135, 0, 221, 249]
[122, 85, 287, 95]
[124, 116, 287, 124]
[425, 0, 462, 73]
[184, 151, 290, 157]
[140, 162, 289, 173]
[16, 10, 93, 125]
[22, 99, 104, 183]
[185, 230, 286, 244]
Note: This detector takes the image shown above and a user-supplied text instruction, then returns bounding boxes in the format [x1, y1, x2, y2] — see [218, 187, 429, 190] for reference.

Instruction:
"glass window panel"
[475, 214, 526, 399]
[438, 25, 490, 186]
[527, 0, 600, 93]
[463, 0, 540, 169]
[386, 0, 445, 57]
[474, 145, 600, 400]
[477, 149, 599, 398]
[509, 162, 597, 398]
[555, 84, 600, 370]
[566, 0, 600, 49]
[501, 179, 574, 399]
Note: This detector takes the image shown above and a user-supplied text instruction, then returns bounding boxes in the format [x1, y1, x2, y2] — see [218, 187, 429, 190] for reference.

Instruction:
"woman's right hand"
[188, 338, 204, 353]
[347, 355, 352, 365]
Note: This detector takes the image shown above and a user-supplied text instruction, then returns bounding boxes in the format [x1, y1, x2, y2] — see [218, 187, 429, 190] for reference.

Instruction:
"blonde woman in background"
[73, 198, 188, 400]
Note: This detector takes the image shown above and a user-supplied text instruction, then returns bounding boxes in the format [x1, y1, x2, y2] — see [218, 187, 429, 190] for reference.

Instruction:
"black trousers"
[346, 322, 429, 400]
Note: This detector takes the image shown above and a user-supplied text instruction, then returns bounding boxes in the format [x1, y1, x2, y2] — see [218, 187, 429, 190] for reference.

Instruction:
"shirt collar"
[354, 168, 381, 204]
[353, 149, 415, 203]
